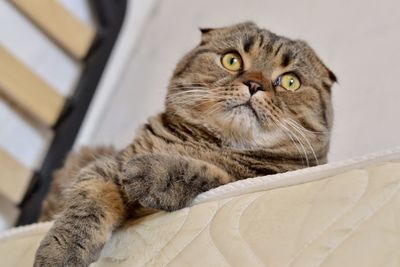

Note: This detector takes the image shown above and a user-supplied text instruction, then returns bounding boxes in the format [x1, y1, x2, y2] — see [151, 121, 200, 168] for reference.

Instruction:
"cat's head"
[166, 22, 336, 164]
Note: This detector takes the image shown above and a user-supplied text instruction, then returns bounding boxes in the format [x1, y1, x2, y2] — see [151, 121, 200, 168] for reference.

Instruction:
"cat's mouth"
[233, 101, 260, 121]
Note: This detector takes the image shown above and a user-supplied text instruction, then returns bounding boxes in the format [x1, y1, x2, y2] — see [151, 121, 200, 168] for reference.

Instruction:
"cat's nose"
[244, 80, 264, 95]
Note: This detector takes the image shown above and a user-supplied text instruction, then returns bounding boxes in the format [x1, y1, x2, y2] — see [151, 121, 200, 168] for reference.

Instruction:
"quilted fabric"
[0, 149, 399, 267]
[95, 162, 400, 267]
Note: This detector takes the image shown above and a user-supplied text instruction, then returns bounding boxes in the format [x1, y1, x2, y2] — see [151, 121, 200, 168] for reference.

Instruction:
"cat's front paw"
[120, 155, 191, 211]
[34, 229, 93, 267]
[121, 154, 232, 211]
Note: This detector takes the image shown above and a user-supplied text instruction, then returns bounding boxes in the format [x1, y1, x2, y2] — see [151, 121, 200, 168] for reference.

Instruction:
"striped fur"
[35, 22, 336, 266]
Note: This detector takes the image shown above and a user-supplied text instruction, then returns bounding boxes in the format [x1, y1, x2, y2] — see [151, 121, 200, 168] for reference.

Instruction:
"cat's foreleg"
[120, 153, 234, 211]
[34, 157, 126, 267]
[34, 153, 234, 266]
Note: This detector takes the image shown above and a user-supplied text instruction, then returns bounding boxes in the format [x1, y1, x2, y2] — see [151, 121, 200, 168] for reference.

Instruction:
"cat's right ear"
[199, 27, 215, 34]
[199, 27, 216, 45]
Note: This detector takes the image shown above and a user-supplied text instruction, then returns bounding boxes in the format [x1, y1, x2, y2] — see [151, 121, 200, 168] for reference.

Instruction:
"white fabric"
[1, 147, 400, 266]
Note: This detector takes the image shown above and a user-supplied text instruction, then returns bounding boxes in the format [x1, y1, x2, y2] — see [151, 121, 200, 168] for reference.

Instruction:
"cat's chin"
[210, 108, 283, 150]
[232, 103, 260, 122]
[225, 127, 285, 150]
[220, 106, 260, 128]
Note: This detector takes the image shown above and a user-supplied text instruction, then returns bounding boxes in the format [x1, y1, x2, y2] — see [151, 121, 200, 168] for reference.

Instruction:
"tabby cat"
[34, 22, 336, 266]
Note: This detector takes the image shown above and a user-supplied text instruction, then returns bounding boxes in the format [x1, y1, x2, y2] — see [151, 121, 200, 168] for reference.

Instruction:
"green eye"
[278, 73, 301, 91]
[221, 52, 243, 71]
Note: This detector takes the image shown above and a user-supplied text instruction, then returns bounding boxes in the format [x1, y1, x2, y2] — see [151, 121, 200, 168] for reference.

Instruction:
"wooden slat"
[0, 148, 32, 204]
[0, 192, 20, 230]
[0, 99, 52, 169]
[0, 0, 83, 97]
[0, 45, 65, 126]
[11, 0, 96, 60]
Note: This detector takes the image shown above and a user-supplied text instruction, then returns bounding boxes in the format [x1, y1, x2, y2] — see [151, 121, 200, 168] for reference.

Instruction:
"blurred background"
[0, 0, 399, 231]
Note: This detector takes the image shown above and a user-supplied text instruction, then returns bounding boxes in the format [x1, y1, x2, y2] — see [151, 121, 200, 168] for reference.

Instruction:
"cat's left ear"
[297, 40, 338, 85]
[321, 66, 337, 86]
[326, 68, 337, 83]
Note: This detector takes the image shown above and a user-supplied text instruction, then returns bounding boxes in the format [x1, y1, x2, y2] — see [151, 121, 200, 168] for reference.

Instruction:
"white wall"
[76, 0, 157, 147]
[78, 0, 400, 162]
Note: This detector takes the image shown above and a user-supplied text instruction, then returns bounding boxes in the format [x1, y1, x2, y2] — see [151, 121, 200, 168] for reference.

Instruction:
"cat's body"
[35, 22, 336, 266]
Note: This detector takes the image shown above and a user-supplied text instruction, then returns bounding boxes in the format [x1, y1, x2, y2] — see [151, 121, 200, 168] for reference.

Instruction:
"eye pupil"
[230, 57, 236, 65]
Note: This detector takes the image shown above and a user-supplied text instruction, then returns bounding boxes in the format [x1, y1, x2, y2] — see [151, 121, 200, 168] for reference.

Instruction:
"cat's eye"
[221, 52, 243, 71]
[275, 73, 301, 91]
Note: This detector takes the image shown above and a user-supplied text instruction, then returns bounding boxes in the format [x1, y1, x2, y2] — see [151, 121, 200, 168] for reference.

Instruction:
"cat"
[34, 21, 336, 266]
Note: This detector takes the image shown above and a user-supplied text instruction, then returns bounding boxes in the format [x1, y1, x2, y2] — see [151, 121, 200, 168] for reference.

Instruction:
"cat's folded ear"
[297, 39, 337, 85]
[322, 65, 337, 85]
[199, 27, 217, 45]
[199, 28, 215, 34]
[199, 22, 257, 46]
[326, 68, 337, 84]
[199, 22, 256, 35]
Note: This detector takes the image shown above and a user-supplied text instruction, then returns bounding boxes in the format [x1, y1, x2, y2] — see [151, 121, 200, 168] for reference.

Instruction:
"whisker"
[276, 119, 309, 167]
[170, 82, 210, 87]
[213, 76, 231, 87]
[168, 95, 226, 103]
[205, 102, 225, 116]
[284, 120, 319, 165]
[285, 118, 329, 134]
[169, 88, 208, 94]
[167, 95, 225, 108]
[272, 120, 305, 167]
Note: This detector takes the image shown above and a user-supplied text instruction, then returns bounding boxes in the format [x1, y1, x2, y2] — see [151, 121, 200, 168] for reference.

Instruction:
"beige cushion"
[1, 148, 400, 266]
